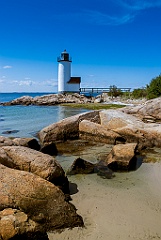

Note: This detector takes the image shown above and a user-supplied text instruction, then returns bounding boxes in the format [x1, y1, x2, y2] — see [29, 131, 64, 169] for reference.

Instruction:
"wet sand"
[48, 162, 161, 240]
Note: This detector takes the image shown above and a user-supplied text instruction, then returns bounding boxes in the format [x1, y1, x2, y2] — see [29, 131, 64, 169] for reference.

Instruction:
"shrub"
[147, 74, 161, 99]
[108, 85, 123, 98]
[131, 88, 147, 99]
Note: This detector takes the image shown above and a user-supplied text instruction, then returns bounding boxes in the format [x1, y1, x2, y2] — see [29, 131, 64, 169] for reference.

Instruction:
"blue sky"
[0, 0, 161, 92]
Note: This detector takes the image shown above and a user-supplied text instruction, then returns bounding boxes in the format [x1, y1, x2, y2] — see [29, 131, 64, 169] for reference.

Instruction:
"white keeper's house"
[57, 50, 81, 93]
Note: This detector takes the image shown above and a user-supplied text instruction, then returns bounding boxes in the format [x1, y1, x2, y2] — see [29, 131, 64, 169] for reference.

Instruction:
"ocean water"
[0, 93, 88, 138]
[0, 92, 55, 103]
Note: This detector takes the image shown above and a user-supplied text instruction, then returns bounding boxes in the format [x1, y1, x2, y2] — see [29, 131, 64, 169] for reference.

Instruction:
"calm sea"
[0, 93, 88, 138]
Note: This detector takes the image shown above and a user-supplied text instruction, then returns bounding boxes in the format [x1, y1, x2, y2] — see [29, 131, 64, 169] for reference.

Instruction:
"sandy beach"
[48, 160, 161, 240]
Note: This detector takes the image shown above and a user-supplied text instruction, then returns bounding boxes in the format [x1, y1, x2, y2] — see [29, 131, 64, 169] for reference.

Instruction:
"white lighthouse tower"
[57, 50, 71, 93]
[57, 50, 81, 93]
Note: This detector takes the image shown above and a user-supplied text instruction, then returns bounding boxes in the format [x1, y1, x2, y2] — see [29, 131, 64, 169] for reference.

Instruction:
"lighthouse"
[57, 50, 81, 93]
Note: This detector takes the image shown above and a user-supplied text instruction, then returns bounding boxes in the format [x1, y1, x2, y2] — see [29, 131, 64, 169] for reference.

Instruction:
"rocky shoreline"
[1, 93, 92, 106]
[0, 96, 161, 239]
[1, 92, 147, 106]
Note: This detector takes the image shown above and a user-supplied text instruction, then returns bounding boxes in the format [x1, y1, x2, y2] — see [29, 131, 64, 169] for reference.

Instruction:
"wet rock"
[95, 163, 115, 179]
[67, 158, 95, 175]
[0, 146, 69, 194]
[0, 164, 84, 231]
[0, 208, 48, 240]
[2, 130, 19, 134]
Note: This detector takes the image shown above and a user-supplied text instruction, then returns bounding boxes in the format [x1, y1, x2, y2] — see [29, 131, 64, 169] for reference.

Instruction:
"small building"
[57, 50, 81, 93]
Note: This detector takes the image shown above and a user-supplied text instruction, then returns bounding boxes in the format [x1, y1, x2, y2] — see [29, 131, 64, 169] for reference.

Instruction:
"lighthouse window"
[64, 54, 69, 61]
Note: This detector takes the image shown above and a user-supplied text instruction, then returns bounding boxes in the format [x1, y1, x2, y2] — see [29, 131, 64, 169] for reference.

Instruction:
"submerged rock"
[95, 164, 115, 179]
[2, 130, 19, 134]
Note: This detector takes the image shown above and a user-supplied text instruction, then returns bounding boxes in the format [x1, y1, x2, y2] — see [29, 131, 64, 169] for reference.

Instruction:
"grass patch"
[61, 103, 125, 110]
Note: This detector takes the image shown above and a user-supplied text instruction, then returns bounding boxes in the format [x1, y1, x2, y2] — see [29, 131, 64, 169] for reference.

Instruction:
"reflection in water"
[57, 106, 88, 121]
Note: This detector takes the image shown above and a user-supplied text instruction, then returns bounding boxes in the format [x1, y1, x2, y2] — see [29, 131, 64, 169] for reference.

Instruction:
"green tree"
[131, 88, 147, 99]
[108, 85, 122, 98]
[147, 74, 161, 99]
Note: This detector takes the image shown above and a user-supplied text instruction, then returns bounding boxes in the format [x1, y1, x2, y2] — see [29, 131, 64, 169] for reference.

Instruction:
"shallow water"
[49, 161, 161, 240]
[0, 92, 88, 138]
[0, 105, 88, 138]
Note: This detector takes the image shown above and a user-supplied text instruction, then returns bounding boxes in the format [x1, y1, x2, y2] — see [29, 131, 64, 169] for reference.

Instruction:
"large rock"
[100, 110, 161, 148]
[38, 111, 100, 146]
[100, 110, 144, 129]
[0, 208, 48, 240]
[79, 119, 125, 144]
[121, 97, 161, 121]
[0, 146, 69, 193]
[0, 164, 83, 231]
[104, 143, 138, 171]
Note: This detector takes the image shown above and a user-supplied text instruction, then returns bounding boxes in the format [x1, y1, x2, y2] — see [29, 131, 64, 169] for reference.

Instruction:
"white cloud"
[84, 10, 135, 25]
[9, 79, 58, 88]
[41, 79, 58, 87]
[88, 74, 95, 77]
[54, 0, 161, 26]
[3, 65, 13, 69]
[19, 80, 33, 86]
[11, 80, 34, 86]
[81, 0, 161, 25]
[117, 0, 161, 10]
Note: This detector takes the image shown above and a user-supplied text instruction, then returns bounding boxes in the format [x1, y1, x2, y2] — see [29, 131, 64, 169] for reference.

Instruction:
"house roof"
[68, 77, 81, 84]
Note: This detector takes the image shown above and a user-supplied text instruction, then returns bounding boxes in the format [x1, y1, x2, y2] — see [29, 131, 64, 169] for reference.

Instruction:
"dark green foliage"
[131, 88, 147, 99]
[108, 85, 123, 98]
[147, 74, 161, 99]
